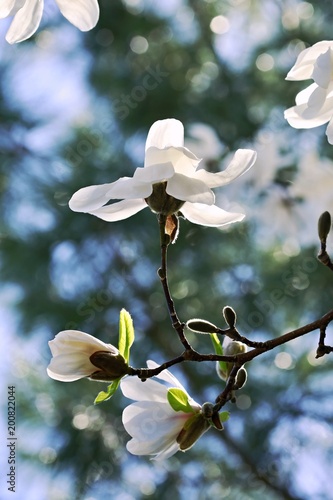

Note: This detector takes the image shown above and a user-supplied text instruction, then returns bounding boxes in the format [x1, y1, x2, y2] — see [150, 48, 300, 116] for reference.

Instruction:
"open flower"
[120, 360, 214, 460]
[284, 41, 333, 144]
[47, 330, 129, 382]
[1, 0, 99, 44]
[69, 119, 256, 228]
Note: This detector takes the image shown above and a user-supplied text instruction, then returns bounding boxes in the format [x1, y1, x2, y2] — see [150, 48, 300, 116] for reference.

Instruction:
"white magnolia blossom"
[0, 0, 99, 44]
[120, 360, 208, 460]
[69, 119, 257, 228]
[47, 330, 124, 382]
[284, 41, 333, 144]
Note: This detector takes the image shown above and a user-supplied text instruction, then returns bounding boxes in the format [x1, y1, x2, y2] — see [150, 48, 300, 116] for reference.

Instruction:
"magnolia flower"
[47, 330, 128, 382]
[69, 119, 256, 228]
[1, 0, 99, 44]
[284, 41, 333, 144]
[120, 360, 215, 460]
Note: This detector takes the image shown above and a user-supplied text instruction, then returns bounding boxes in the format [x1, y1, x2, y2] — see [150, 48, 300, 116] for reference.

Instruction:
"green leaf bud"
[176, 413, 211, 451]
[186, 319, 219, 334]
[222, 306, 237, 328]
[318, 211, 331, 242]
[167, 388, 194, 413]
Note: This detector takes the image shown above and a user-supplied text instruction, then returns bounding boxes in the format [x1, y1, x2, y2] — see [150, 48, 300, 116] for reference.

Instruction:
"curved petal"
[121, 376, 169, 403]
[153, 441, 181, 461]
[89, 199, 147, 222]
[145, 146, 200, 175]
[104, 177, 152, 200]
[145, 119, 185, 150]
[48, 330, 114, 356]
[193, 149, 256, 188]
[147, 360, 187, 391]
[294, 82, 318, 106]
[306, 85, 329, 110]
[0, 0, 20, 18]
[286, 41, 333, 81]
[69, 182, 122, 212]
[181, 202, 245, 227]
[122, 401, 182, 441]
[312, 49, 333, 88]
[55, 0, 99, 31]
[126, 435, 179, 457]
[284, 98, 333, 128]
[47, 353, 96, 381]
[134, 162, 175, 183]
[166, 173, 215, 205]
[326, 118, 333, 145]
[5, 0, 43, 44]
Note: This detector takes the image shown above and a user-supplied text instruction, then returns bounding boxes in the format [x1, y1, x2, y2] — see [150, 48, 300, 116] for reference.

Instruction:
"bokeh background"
[1, 0, 333, 499]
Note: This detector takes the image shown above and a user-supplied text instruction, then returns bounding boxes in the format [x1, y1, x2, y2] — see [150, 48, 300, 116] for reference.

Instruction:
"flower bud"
[216, 361, 228, 381]
[224, 341, 247, 356]
[318, 211, 331, 243]
[234, 367, 247, 389]
[176, 413, 211, 451]
[222, 306, 237, 328]
[186, 319, 219, 334]
[89, 351, 129, 381]
[201, 402, 224, 430]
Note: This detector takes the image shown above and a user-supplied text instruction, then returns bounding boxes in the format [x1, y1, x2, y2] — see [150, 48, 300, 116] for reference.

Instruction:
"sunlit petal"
[121, 376, 169, 403]
[5, 0, 43, 44]
[69, 182, 122, 212]
[145, 119, 184, 150]
[145, 147, 200, 174]
[194, 149, 257, 188]
[166, 173, 215, 204]
[89, 199, 147, 222]
[47, 353, 96, 381]
[0, 0, 21, 18]
[55, 0, 99, 31]
[181, 203, 245, 227]
[286, 41, 333, 81]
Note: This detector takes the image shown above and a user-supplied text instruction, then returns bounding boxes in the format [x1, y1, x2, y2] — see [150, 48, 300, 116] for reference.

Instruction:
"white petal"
[121, 376, 169, 403]
[47, 353, 96, 381]
[326, 118, 333, 144]
[145, 360, 191, 395]
[55, 0, 99, 31]
[194, 149, 257, 188]
[312, 49, 333, 88]
[284, 97, 333, 128]
[166, 173, 215, 205]
[48, 330, 113, 355]
[152, 441, 181, 461]
[5, 0, 43, 44]
[286, 41, 333, 81]
[145, 119, 184, 150]
[103, 177, 152, 200]
[69, 182, 121, 212]
[145, 146, 200, 175]
[89, 199, 147, 222]
[134, 162, 175, 183]
[122, 401, 182, 441]
[0, 0, 19, 18]
[181, 202, 245, 227]
[126, 435, 178, 457]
